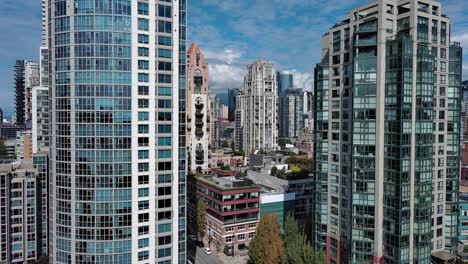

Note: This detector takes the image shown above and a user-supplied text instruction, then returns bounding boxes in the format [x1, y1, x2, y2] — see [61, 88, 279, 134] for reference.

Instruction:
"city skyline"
[1, 0, 467, 117]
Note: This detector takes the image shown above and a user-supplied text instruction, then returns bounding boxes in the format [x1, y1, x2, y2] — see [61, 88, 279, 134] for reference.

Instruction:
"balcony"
[195, 129, 204, 138]
[354, 37, 377, 47]
[356, 23, 377, 33]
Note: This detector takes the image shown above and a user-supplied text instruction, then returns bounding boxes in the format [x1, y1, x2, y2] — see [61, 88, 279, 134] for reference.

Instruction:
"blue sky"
[0, 0, 467, 117]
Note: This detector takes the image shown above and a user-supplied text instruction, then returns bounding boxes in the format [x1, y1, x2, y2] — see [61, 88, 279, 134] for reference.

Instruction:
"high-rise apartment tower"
[313, 0, 462, 263]
[48, 1, 187, 263]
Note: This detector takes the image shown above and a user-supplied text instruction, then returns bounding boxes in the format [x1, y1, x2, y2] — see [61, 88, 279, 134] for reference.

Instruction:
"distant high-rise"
[210, 93, 221, 150]
[228, 88, 240, 121]
[279, 89, 304, 140]
[276, 71, 293, 95]
[313, 0, 462, 263]
[0, 107, 3, 123]
[14, 60, 39, 128]
[48, 1, 187, 263]
[187, 43, 211, 174]
[0, 161, 46, 262]
[31, 87, 49, 153]
[236, 61, 278, 153]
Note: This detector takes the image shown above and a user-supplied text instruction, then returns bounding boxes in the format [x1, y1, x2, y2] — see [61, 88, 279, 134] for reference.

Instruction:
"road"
[187, 241, 221, 264]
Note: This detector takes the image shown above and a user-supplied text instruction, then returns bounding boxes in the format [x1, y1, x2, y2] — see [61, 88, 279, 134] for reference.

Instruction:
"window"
[158, 125, 172, 133]
[158, 5, 172, 18]
[138, 47, 149, 57]
[158, 61, 172, 71]
[158, 99, 172, 109]
[138, 34, 149, 44]
[158, 49, 172, 58]
[138, 238, 149, 248]
[158, 36, 172, 46]
[158, 21, 172, 33]
[138, 188, 149, 197]
[138, 150, 149, 159]
[138, 2, 149, 15]
[249, 232, 255, 239]
[138, 99, 149, 108]
[138, 251, 149, 261]
[248, 223, 256, 229]
[138, 163, 149, 172]
[138, 73, 149, 83]
[226, 227, 234, 232]
[138, 18, 149, 31]
[138, 125, 149, 134]
[138, 226, 149, 235]
[158, 86, 172, 96]
[138, 60, 149, 70]
[138, 112, 149, 121]
[238, 225, 245, 230]
[226, 235, 234, 243]
[138, 213, 149, 223]
[158, 74, 172, 84]
[238, 234, 245, 241]
[138, 175, 149, 185]
[138, 85, 149, 95]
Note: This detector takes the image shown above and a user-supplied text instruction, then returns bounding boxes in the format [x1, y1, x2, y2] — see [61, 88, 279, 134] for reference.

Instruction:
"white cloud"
[291, 71, 314, 92]
[208, 64, 245, 93]
[452, 33, 468, 51]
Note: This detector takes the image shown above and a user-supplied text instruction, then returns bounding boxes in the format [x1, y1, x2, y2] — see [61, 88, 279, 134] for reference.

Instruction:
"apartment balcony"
[356, 23, 377, 33]
[195, 129, 204, 138]
[195, 103, 204, 111]
[354, 37, 377, 47]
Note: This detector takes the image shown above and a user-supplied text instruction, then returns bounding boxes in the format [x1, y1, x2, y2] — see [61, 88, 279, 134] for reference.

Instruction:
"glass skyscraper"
[277, 71, 293, 96]
[313, 0, 462, 263]
[48, 0, 186, 263]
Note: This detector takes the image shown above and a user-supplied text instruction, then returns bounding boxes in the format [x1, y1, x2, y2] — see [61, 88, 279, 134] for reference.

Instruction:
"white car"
[203, 247, 212, 255]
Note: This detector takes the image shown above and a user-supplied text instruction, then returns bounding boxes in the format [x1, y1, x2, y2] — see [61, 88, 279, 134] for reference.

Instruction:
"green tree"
[270, 166, 278, 176]
[283, 215, 326, 264]
[0, 139, 6, 159]
[196, 200, 206, 241]
[221, 140, 230, 148]
[249, 213, 283, 264]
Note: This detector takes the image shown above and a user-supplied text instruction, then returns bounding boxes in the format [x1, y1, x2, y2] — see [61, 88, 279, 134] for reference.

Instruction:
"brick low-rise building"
[195, 174, 260, 256]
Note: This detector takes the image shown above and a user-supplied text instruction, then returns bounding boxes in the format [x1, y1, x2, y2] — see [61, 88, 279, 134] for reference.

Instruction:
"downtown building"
[313, 0, 463, 263]
[186, 43, 211, 174]
[14, 60, 40, 128]
[235, 61, 278, 153]
[47, 1, 187, 263]
[279, 88, 304, 141]
[0, 161, 47, 263]
[277, 70, 293, 96]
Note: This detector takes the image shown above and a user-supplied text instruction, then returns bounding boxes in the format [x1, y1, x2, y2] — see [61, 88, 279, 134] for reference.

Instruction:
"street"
[187, 241, 221, 264]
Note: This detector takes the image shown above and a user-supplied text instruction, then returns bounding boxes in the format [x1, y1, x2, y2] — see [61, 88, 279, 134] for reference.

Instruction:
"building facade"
[279, 88, 304, 140]
[210, 94, 221, 151]
[276, 71, 293, 96]
[15, 131, 32, 161]
[14, 60, 40, 128]
[0, 161, 45, 263]
[195, 174, 260, 256]
[227, 88, 240, 122]
[236, 61, 278, 153]
[48, 1, 187, 263]
[31, 87, 49, 153]
[313, 0, 462, 263]
[187, 43, 211, 174]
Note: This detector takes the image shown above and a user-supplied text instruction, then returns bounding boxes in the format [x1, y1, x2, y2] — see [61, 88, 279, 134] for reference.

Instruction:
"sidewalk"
[216, 253, 248, 264]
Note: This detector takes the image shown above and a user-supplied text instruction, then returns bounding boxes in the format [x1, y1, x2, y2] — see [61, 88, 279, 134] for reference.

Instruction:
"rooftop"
[196, 174, 256, 190]
[0, 160, 35, 173]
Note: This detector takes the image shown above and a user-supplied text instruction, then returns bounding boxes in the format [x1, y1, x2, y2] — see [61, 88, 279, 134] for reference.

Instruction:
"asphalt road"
[187, 241, 221, 264]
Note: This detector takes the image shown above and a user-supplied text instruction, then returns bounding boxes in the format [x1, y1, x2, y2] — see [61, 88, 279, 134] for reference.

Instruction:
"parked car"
[203, 247, 212, 255]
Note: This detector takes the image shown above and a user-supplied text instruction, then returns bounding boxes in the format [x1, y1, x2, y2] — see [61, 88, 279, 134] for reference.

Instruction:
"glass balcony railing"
[354, 38, 377, 46]
[356, 23, 377, 33]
